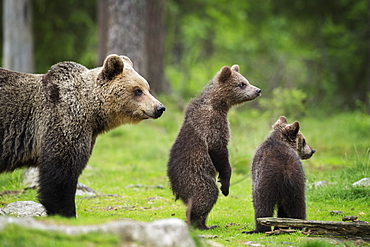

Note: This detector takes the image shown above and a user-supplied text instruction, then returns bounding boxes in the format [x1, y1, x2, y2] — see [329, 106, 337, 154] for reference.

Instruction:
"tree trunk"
[97, 0, 108, 66]
[145, 0, 168, 94]
[99, 0, 170, 94]
[106, 0, 147, 75]
[3, 0, 34, 73]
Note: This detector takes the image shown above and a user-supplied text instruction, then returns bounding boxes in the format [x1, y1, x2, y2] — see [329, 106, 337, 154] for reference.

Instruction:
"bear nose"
[155, 104, 166, 118]
[256, 88, 261, 95]
[312, 149, 316, 154]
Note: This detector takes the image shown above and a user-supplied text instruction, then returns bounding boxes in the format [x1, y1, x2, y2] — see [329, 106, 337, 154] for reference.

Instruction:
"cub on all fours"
[245, 116, 315, 234]
[0, 54, 165, 217]
[167, 64, 261, 230]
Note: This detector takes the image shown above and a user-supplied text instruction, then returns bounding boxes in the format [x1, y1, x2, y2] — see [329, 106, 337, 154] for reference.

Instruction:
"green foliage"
[165, 0, 369, 110]
[259, 87, 308, 119]
[32, 0, 97, 73]
[308, 148, 370, 204]
[0, 224, 119, 247]
[300, 240, 343, 247]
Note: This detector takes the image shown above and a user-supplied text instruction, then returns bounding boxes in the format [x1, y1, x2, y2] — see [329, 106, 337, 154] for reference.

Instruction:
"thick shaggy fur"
[167, 65, 261, 229]
[246, 116, 315, 233]
[0, 54, 165, 217]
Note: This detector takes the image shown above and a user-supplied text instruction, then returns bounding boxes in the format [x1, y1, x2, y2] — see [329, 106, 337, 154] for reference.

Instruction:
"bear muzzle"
[153, 104, 166, 118]
[300, 148, 316, 160]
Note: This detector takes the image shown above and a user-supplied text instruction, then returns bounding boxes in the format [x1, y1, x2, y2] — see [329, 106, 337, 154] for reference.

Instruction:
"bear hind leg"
[245, 190, 276, 234]
[186, 180, 218, 230]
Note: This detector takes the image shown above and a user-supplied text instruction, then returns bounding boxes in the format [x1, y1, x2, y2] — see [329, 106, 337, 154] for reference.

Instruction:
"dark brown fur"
[0, 54, 165, 217]
[167, 65, 261, 229]
[245, 116, 315, 234]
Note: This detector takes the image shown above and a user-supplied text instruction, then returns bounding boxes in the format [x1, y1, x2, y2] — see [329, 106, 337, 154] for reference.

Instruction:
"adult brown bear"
[0, 54, 165, 217]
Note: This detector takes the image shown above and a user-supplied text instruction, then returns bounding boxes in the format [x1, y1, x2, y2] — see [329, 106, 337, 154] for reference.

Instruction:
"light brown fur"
[0, 54, 165, 217]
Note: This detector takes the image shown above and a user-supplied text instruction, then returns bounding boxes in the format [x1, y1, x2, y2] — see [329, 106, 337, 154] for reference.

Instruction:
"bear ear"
[101, 54, 124, 80]
[120, 55, 134, 67]
[278, 116, 288, 124]
[272, 116, 288, 129]
[219, 66, 232, 83]
[286, 121, 300, 137]
[231, 64, 240, 72]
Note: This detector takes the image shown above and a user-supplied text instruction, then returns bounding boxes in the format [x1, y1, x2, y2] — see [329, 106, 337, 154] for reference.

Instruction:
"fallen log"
[258, 218, 370, 237]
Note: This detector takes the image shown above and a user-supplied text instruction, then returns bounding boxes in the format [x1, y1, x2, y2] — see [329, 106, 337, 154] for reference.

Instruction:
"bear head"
[214, 65, 261, 107]
[272, 116, 316, 160]
[98, 54, 165, 127]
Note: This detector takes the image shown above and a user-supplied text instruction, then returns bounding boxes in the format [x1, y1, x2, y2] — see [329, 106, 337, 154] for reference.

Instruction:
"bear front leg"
[38, 134, 91, 217]
[38, 164, 79, 217]
[209, 147, 231, 196]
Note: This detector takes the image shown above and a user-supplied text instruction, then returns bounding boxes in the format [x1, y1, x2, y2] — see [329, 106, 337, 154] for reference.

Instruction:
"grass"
[0, 97, 369, 246]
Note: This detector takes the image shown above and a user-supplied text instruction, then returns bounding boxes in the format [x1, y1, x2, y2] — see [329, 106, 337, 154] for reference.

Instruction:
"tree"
[98, 0, 169, 95]
[32, 0, 97, 73]
[2, 0, 34, 73]
[145, 0, 167, 94]
[270, 0, 370, 109]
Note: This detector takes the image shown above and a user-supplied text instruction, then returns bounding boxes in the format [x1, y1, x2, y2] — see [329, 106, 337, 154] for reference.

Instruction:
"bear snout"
[256, 88, 261, 96]
[154, 104, 166, 118]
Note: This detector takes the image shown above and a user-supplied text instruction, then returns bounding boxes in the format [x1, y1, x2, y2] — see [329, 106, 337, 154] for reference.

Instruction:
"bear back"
[42, 62, 88, 104]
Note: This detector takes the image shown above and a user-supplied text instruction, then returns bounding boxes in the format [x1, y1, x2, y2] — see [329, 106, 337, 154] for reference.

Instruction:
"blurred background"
[1, 0, 369, 114]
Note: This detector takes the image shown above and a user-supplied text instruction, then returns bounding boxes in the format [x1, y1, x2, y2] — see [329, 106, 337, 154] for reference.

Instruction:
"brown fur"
[0, 54, 165, 217]
[245, 116, 315, 234]
[167, 65, 261, 229]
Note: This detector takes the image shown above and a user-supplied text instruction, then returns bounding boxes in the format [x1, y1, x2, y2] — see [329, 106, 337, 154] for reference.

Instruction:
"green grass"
[0, 98, 369, 246]
[0, 224, 120, 247]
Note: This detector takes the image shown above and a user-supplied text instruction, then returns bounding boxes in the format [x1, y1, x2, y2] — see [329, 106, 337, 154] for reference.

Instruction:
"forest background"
[1, 0, 370, 112]
[0, 1, 369, 246]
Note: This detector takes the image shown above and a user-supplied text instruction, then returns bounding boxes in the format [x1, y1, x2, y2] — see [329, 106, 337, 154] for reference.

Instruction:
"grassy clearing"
[0, 97, 369, 246]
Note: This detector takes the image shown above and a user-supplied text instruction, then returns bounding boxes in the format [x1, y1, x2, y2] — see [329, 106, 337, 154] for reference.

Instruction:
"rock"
[243, 241, 265, 247]
[0, 216, 195, 247]
[330, 210, 343, 215]
[76, 183, 98, 196]
[352, 178, 370, 187]
[312, 180, 329, 188]
[23, 167, 98, 196]
[23, 167, 40, 189]
[0, 201, 47, 217]
[342, 215, 358, 222]
[126, 184, 164, 189]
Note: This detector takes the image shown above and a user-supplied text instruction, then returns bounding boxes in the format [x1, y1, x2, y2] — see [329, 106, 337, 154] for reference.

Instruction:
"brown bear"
[0, 54, 165, 217]
[245, 116, 315, 234]
[167, 65, 261, 229]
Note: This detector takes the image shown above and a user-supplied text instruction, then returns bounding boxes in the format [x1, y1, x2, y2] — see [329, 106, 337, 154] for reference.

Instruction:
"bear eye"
[133, 89, 143, 96]
[239, 82, 247, 89]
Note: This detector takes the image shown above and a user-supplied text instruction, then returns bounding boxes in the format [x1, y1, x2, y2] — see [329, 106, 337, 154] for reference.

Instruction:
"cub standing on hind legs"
[167, 65, 261, 230]
[245, 116, 315, 234]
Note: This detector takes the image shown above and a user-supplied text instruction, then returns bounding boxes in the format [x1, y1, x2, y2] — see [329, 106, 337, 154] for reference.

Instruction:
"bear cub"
[167, 65, 261, 229]
[245, 116, 315, 234]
